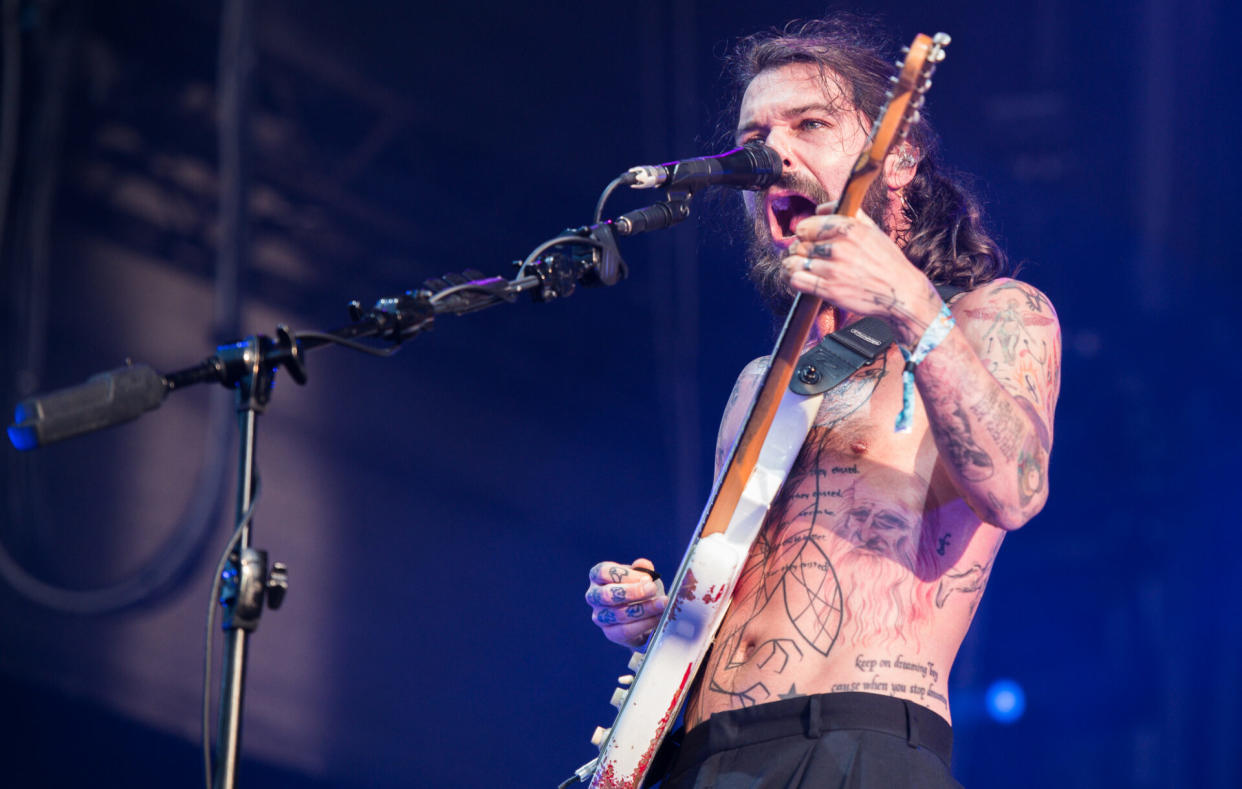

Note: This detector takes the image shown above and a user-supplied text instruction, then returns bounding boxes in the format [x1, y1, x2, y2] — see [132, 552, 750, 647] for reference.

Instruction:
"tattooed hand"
[782, 209, 942, 346]
[586, 559, 667, 648]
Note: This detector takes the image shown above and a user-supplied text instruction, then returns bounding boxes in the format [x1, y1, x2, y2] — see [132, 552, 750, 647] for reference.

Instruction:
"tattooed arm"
[906, 278, 1060, 528]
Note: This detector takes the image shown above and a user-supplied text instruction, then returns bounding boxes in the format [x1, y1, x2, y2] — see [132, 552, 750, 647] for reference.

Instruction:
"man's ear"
[882, 142, 919, 190]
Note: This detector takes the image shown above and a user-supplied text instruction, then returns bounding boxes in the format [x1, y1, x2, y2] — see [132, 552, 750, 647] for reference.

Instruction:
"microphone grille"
[742, 140, 782, 189]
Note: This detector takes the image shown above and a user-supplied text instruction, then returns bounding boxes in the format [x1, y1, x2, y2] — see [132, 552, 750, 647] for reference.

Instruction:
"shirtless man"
[585, 18, 1060, 787]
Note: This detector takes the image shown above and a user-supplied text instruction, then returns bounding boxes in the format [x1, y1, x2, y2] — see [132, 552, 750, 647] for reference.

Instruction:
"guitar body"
[571, 31, 952, 789]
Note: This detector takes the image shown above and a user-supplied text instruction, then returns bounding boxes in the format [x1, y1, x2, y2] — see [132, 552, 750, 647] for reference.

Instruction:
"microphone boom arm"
[7, 192, 692, 450]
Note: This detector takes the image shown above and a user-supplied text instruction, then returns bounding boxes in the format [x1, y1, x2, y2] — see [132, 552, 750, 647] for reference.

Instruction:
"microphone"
[626, 141, 782, 191]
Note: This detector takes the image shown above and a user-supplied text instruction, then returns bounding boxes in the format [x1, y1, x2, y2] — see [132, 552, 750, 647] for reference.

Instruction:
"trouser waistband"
[670, 691, 953, 773]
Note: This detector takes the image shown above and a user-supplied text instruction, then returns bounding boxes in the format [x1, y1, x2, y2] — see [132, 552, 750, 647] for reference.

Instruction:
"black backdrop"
[1, 1, 1239, 787]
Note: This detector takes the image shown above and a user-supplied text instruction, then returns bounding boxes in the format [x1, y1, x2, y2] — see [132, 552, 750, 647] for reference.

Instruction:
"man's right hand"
[586, 558, 668, 649]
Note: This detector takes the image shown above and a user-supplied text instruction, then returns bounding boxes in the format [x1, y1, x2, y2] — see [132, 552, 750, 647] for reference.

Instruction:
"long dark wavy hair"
[725, 15, 1009, 295]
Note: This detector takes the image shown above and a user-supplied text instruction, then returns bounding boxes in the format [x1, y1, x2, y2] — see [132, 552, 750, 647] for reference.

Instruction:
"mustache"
[759, 172, 835, 207]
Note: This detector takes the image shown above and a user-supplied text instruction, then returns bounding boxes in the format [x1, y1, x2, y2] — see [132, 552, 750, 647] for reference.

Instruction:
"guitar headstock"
[890, 32, 951, 140]
[838, 31, 951, 216]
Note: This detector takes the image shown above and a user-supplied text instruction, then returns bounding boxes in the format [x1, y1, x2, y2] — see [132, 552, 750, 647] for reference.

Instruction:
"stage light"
[985, 678, 1026, 724]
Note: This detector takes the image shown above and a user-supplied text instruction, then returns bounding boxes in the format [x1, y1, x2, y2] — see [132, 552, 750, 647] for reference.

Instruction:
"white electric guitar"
[568, 32, 952, 789]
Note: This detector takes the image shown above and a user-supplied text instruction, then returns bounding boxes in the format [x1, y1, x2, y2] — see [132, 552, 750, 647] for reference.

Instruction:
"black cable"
[515, 234, 605, 279]
[202, 479, 262, 789]
[593, 174, 630, 224]
[293, 330, 404, 357]
[427, 281, 505, 304]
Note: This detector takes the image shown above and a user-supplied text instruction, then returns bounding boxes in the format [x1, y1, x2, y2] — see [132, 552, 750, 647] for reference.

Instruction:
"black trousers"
[651, 692, 963, 789]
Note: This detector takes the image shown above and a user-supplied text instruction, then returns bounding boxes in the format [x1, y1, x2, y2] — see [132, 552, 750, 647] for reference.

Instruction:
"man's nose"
[762, 127, 797, 171]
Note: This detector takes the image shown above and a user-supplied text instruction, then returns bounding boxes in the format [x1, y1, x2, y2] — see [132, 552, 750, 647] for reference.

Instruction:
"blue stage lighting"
[985, 678, 1026, 724]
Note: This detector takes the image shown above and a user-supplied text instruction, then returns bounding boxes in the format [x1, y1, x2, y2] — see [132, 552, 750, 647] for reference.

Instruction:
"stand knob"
[266, 561, 288, 610]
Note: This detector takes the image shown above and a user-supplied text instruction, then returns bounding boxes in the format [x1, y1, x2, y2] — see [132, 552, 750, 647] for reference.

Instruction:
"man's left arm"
[909, 278, 1061, 529]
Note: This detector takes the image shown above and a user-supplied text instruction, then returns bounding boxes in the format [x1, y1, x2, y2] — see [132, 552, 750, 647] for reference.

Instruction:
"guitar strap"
[789, 283, 964, 396]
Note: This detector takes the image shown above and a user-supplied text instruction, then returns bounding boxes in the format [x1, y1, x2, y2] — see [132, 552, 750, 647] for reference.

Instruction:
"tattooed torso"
[685, 343, 1005, 728]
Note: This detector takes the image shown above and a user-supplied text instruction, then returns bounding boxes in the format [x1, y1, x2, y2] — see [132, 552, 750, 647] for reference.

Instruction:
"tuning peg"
[618, 674, 635, 686]
[610, 687, 628, 708]
[900, 45, 910, 54]
[933, 32, 952, 46]
[911, 110, 922, 124]
[591, 726, 611, 746]
[889, 75, 900, 84]
[627, 652, 646, 671]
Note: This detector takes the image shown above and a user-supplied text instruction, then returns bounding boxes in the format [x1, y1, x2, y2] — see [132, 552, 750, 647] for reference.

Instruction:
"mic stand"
[5, 190, 695, 789]
[187, 220, 639, 789]
[210, 333, 282, 789]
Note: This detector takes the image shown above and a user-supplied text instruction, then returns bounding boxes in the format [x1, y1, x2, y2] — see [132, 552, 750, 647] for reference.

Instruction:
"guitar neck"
[699, 292, 823, 538]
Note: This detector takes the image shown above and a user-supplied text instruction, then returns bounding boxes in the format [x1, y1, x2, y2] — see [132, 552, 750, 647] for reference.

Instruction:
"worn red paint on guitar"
[669, 568, 698, 618]
[595, 662, 696, 789]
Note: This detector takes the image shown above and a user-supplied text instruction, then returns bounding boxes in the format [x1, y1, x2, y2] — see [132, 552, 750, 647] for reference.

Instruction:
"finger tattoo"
[812, 242, 833, 259]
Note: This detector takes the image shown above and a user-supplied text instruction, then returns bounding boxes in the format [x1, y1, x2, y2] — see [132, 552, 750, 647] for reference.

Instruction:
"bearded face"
[831, 480, 937, 648]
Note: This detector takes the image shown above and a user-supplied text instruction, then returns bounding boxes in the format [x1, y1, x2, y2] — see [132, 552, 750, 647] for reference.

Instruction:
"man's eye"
[799, 118, 830, 131]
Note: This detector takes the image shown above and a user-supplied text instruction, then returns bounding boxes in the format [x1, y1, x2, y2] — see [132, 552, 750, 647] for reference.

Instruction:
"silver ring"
[801, 257, 814, 272]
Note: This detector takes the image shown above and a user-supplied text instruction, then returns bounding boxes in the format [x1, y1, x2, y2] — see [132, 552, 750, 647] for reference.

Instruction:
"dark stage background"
[1, 1, 1239, 787]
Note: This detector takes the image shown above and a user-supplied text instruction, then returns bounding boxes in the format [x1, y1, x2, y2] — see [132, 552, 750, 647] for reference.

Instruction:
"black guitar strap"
[789, 284, 964, 396]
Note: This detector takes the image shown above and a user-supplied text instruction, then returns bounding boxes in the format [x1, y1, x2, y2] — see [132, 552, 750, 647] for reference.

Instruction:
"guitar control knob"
[627, 652, 646, 671]
[591, 726, 611, 747]
[610, 687, 628, 708]
[618, 674, 635, 686]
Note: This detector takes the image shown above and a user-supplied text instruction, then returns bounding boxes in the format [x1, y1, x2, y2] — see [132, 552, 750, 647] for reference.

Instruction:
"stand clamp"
[220, 548, 288, 632]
